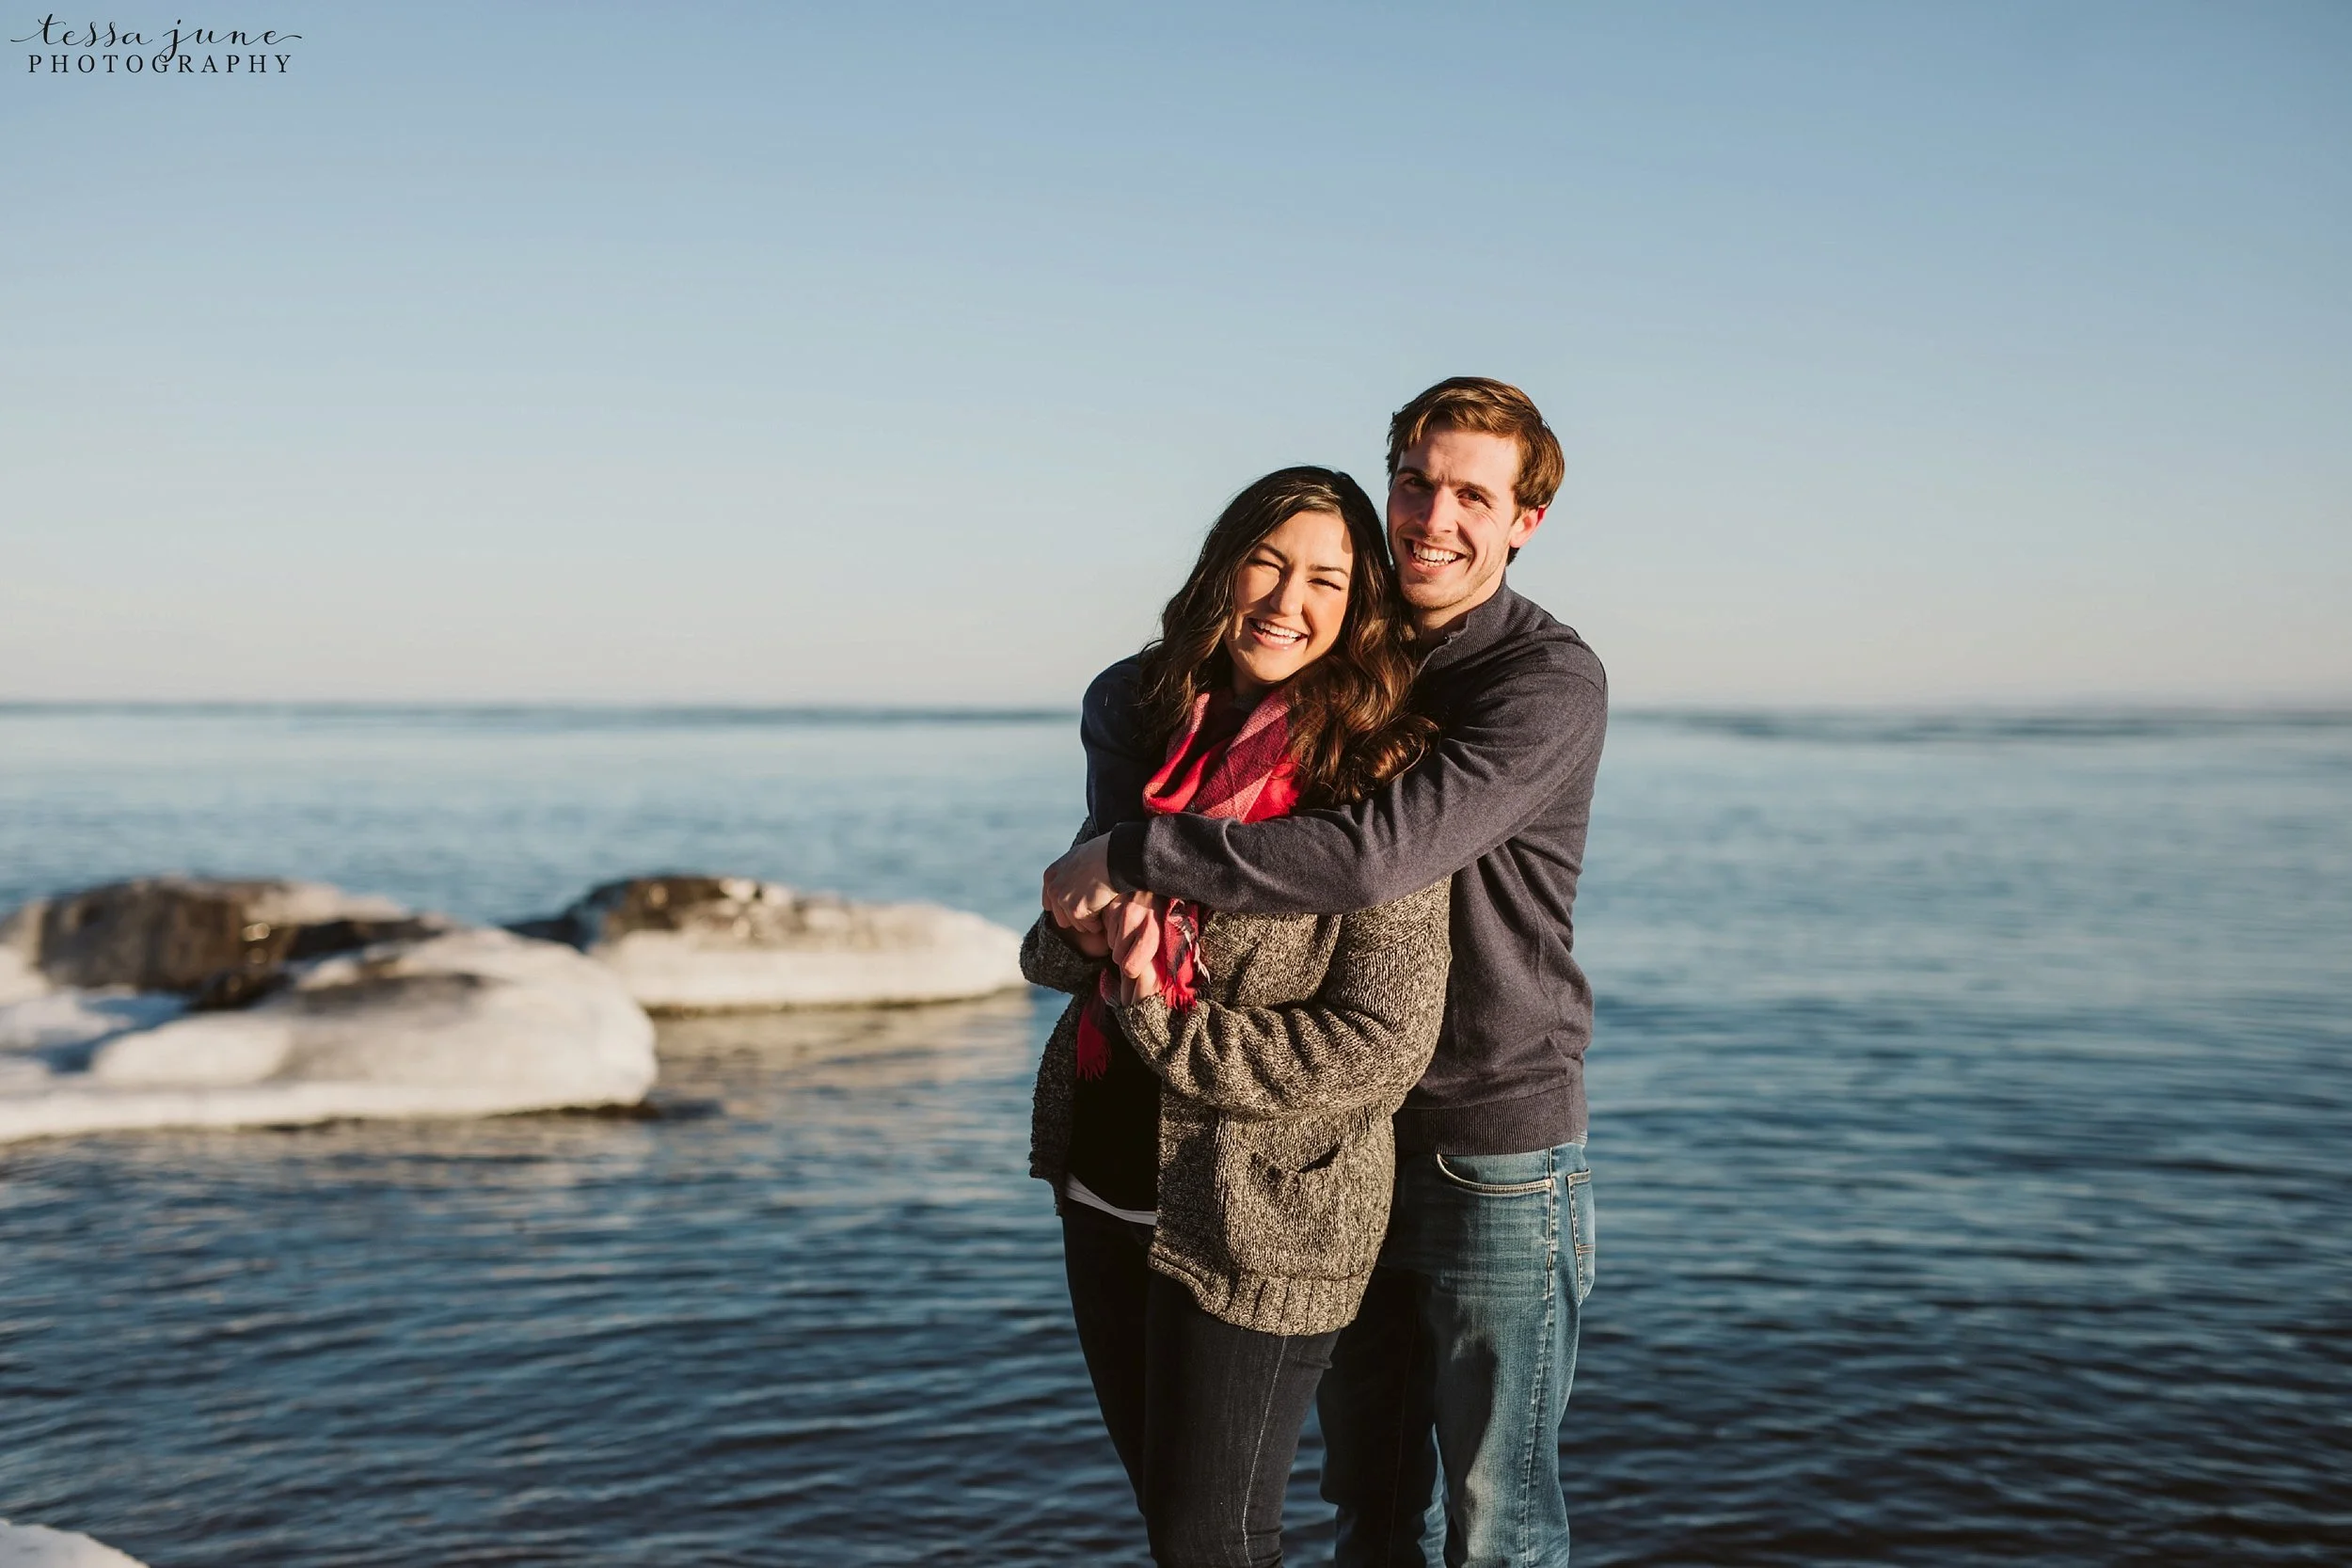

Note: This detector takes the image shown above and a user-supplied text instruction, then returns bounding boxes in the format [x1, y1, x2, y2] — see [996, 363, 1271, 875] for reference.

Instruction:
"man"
[1044, 376, 1608, 1567]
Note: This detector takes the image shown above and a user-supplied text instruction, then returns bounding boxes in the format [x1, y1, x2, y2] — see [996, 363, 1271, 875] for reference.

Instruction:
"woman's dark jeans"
[1062, 1202, 1339, 1568]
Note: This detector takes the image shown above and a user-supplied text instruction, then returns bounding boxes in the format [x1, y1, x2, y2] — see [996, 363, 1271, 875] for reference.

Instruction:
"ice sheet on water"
[0, 1521, 150, 1567]
[0, 930, 656, 1146]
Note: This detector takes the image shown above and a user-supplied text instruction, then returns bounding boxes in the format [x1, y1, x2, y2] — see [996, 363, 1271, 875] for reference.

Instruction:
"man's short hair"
[1385, 376, 1565, 515]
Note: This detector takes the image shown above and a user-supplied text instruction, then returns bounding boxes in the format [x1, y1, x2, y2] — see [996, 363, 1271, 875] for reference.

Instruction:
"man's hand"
[1042, 833, 1122, 930]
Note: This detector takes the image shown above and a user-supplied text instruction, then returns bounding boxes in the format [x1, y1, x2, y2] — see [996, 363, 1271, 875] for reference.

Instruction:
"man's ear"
[1508, 504, 1549, 550]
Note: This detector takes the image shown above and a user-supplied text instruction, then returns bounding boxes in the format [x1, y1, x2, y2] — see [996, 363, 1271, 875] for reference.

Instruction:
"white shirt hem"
[1064, 1175, 1158, 1227]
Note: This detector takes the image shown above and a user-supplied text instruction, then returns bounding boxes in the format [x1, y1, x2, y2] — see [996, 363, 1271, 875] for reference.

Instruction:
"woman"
[1021, 467, 1451, 1568]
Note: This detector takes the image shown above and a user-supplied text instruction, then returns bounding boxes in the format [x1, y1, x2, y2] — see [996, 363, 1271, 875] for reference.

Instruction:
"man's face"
[1387, 427, 1547, 629]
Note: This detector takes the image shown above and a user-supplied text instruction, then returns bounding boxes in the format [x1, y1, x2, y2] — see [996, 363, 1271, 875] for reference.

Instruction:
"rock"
[0, 928, 656, 1146]
[0, 1521, 149, 1568]
[3, 878, 437, 996]
[528, 874, 1025, 1013]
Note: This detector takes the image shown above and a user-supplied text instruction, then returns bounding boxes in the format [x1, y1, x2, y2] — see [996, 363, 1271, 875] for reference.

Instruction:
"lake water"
[2, 705, 2346, 1566]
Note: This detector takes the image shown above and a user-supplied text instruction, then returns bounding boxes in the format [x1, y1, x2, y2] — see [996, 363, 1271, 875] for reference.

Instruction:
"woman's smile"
[1223, 507, 1353, 696]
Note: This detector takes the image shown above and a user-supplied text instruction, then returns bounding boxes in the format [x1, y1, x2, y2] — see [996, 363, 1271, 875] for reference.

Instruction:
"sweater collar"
[1416, 582, 1522, 673]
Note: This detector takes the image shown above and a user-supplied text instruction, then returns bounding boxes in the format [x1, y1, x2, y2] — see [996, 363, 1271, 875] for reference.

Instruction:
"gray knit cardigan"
[1024, 876, 1453, 1337]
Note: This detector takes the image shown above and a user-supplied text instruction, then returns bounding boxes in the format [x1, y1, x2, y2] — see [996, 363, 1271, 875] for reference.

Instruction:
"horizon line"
[5, 699, 2351, 721]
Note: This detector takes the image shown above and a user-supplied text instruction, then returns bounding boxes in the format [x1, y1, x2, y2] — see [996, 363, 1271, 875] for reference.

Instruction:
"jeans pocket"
[1432, 1148, 1555, 1196]
[1565, 1167, 1596, 1304]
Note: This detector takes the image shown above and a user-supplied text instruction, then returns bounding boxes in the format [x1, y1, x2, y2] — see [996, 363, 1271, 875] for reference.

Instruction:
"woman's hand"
[1048, 899, 1112, 958]
[1106, 894, 1162, 1003]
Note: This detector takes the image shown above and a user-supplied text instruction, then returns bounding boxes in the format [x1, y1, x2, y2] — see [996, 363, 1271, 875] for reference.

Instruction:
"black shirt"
[1064, 1008, 1159, 1212]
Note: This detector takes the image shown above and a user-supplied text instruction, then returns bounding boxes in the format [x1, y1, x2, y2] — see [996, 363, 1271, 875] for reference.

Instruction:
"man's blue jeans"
[1318, 1143, 1595, 1568]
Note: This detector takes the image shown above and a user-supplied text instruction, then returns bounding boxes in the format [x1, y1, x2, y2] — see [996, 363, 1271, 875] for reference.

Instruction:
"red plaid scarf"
[1074, 686, 1302, 1079]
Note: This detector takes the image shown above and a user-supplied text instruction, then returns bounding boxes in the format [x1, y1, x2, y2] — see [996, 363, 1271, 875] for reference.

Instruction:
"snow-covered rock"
[0, 928, 655, 1146]
[0, 1521, 149, 1567]
[1, 877, 434, 998]
[527, 875, 1025, 1012]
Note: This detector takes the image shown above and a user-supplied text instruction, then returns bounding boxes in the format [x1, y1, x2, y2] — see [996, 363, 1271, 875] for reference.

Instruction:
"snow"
[0, 991, 190, 1094]
[0, 1522, 149, 1568]
[217, 881, 409, 925]
[0, 929, 655, 1146]
[0, 947, 46, 1006]
[0, 990, 187, 1054]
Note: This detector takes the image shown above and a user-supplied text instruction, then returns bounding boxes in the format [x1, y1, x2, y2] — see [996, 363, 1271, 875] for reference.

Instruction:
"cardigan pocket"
[1214, 1117, 1389, 1279]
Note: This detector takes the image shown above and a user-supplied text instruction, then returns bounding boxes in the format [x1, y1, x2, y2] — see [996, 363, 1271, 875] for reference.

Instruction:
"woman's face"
[1223, 507, 1355, 697]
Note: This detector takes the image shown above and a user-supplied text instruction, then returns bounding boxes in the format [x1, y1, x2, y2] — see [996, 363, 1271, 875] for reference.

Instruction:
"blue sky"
[5, 1, 2346, 705]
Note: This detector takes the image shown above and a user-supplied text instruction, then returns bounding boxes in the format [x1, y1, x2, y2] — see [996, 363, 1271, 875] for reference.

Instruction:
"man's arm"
[1040, 657, 1159, 931]
[1090, 643, 1603, 918]
[1081, 656, 1156, 835]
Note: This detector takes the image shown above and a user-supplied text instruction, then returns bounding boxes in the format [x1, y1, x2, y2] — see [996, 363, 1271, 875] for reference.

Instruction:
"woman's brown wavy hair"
[1134, 467, 1434, 808]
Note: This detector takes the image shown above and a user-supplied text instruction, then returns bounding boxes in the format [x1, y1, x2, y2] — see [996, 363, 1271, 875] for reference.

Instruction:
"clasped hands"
[1042, 832, 1162, 1003]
